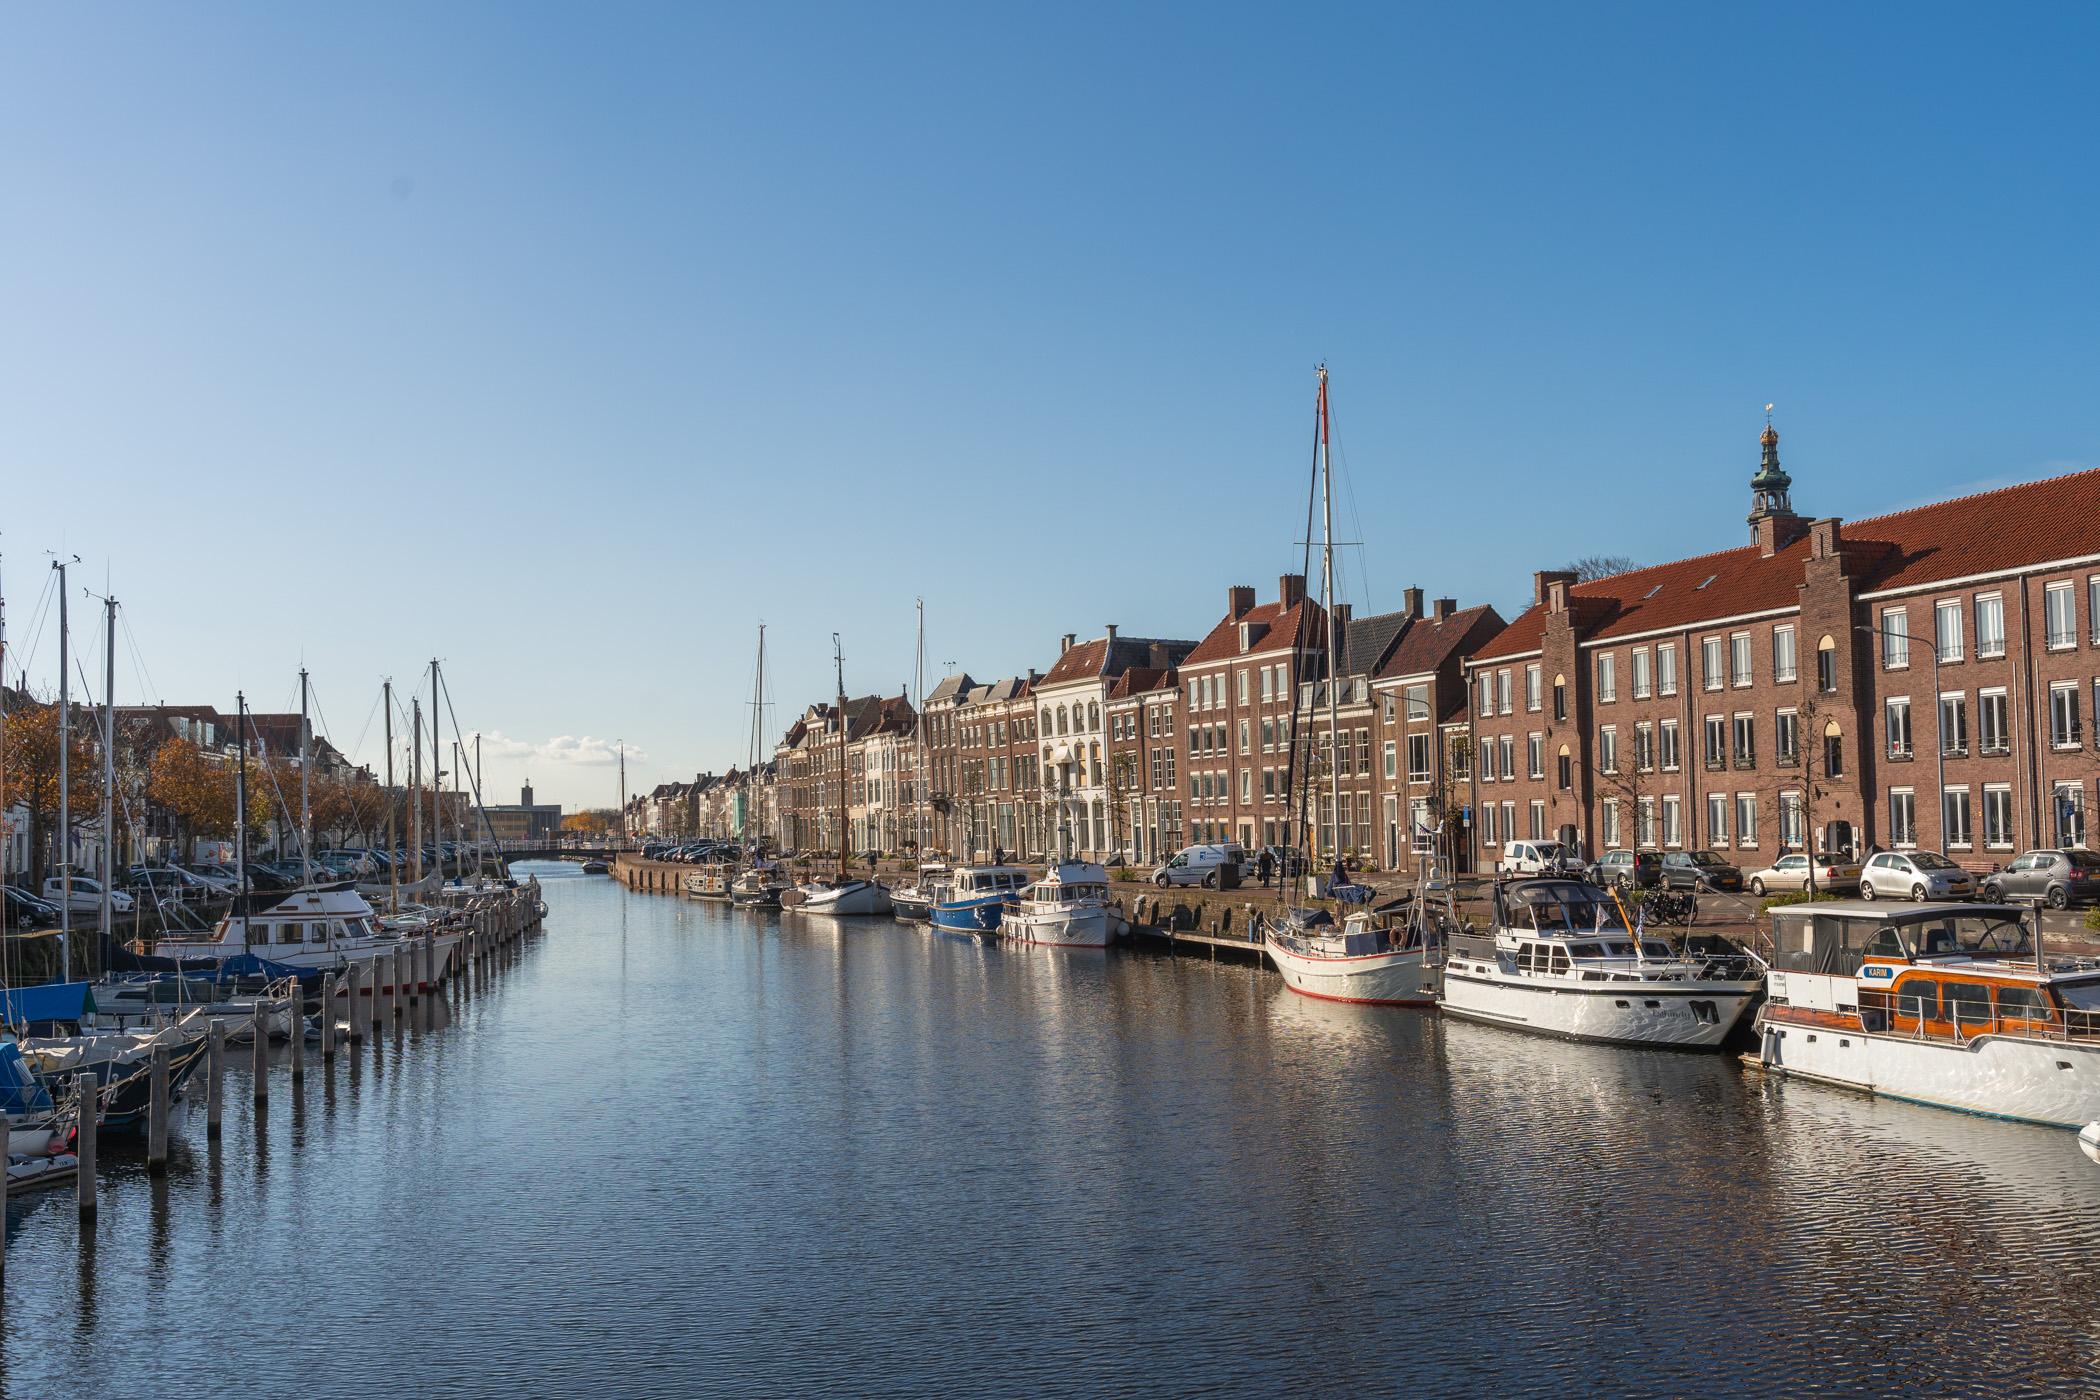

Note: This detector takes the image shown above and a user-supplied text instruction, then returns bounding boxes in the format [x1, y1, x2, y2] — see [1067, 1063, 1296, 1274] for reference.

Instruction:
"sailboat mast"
[1318, 364, 1343, 871]
[833, 633, 848, 877]
[235, 691, 248, 907]
[410, 698, 423, 884]
[384, 680, 399, 912]
[746, 624, 768, 852]
[101, 594, 116, 957]
[56, 558, 71, 979]
[298, 666, 312, 887]
[430, 660, 442, 882]
[618, 742, 627, 843]
[913, 601, 927, 856]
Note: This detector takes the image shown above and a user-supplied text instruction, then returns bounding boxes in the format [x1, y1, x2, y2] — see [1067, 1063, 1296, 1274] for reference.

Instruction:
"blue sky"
[6, 3, 2098, 808]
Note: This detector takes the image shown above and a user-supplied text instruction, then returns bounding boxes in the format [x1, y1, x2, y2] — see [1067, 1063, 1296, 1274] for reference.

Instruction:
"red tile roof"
[1184, 599, 1322, 665]
[1474, 466, 2100, 662]
[1106, 666, 1176, 700]
[1377, 605, 1505, 679]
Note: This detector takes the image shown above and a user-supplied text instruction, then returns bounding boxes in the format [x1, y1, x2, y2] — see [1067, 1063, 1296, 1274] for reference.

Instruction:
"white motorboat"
[90, 977, 300, 1040]
[731, 862, 788, 909]
[684, 863, 736, 901]
[891, 862, 951, 922]
[1262, 902, 1443, 1006]
[1757, 900, 2100, 1129]
[1002, 862, 1124, 948]
[783, 879, 893, 916]
[153, 881, 460, 982]
[1439, 877, 1761, 1049]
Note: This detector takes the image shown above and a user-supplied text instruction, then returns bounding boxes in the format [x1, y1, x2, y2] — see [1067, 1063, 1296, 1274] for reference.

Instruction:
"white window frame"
[1772, 624, 1797, 685]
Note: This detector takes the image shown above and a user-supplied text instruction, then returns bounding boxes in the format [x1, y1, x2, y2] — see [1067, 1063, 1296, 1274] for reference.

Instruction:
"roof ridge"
[1843, 463, 2100, 533]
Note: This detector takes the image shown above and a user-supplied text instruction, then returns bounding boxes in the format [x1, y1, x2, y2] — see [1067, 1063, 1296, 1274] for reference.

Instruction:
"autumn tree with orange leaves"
[2, 702, 102, 886]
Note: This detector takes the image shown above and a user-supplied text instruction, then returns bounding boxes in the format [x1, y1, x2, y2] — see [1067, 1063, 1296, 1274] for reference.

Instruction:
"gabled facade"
[1034, 628, 1196, 862]
[1179, 575, 1325, 852]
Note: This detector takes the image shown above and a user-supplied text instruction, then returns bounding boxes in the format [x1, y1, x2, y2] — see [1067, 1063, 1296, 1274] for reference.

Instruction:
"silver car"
[1859, 850, 1974, 902]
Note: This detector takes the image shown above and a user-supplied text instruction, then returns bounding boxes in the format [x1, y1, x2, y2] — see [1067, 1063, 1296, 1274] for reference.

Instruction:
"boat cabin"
[1021, 862, 1110, 907]
[949, 866, 1029, 898]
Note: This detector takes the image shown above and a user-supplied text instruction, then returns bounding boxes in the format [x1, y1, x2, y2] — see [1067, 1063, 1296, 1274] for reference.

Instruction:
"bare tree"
[1564, 555, 1640, 583]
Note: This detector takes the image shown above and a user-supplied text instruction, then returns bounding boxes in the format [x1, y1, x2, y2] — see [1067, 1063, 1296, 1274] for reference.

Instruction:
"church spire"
[1748, 404, 1796, 540]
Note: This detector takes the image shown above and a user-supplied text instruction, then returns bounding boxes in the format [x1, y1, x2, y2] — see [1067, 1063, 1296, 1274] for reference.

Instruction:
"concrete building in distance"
[485, 781, 564, 843]
[1465, 422, 2100, 872]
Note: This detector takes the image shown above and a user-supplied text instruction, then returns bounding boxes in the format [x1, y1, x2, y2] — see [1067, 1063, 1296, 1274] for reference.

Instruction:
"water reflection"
[0, 866, 2094, 1397]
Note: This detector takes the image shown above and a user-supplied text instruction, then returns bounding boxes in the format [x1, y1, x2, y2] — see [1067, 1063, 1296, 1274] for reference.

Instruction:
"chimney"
[1105, 623, 1118, 645]
[1534, 569, 1578, 606]
[1547, 580, 1571, 613]
[1278, 573, 1306, 607]
[1227, 585, 1255, 619]
[1402, 586, 1424, 618]
[1432, 597, 1456, 623]
[1060, 633, 1076, 654]
[1333, 602, 1354, 627]
[1809, 517, 1843, 560]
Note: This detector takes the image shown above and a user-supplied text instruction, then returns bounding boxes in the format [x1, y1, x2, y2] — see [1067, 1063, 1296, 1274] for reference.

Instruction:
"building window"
[1659, 719, 1679, 772]
[1732, 713, 1756, 769]
[1775, 708, 1799, 766]
[1552, 676, 1567, 721]
[1499, 734, 1515, 780]
[1885, 697, 1912, 759]
[1978, 688, 2010, 755]
[1704, 715, 1726, 770]
[2051, 681, 2082, 749]
[1975, 593, 2006, 658]
[1772, 625, 1797, 684]
[1633, 722, 1654, 772]
[1601, 798, 1620, 848]
[1983, 784, 2014, 850]
[1496, 669, 1513, 715]
[1631, 648, 1651, 700]
[1822, 726, 1843, 780]
[1237, 669, 1249, 706]
[1240, 719, 1252, 755]
[1730, 632, 1753, 687]
[1779, 791, 1805, 850]
[1527, 733, 1544, 780]
[2055, 782, 2086, 848]
[1939, 693, 1968, 757]
[1661, 795, 1682, 847]
[1707, 792, 1728, 846]
[1482, 802, 1498, 846]
[1637, 797, 1655, 848]
[1528, 800, 1546, 842]
[1599, 724, 1618, 774]
[1596, 653, 1616, 703]
[2046, 581, 2078, 650]
[1383, 740, 1398, 780]
[1943, 787, 1973, 849]
[1240, 769, 1252, 805]
[1889, 789, 1923, 843]
[1407, 734, 1431, 782]
[1934, 600, 1963, 663]
[1524, 665, 1541, 712]
[1702, 637, 1724, 691]
[1260, 666, 1273, 703]
[1736, 793, 1759, 847]
[1449, 738, 1471, 779]
[1657, 643, 1678, 697]
[1880, 608, 1910, 669]
[1556, 746, 1572, 791]
[1816, 635, 1838, 693]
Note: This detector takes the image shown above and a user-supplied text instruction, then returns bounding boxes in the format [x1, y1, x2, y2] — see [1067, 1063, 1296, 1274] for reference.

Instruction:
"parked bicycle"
[1639, 888, 1698, 927]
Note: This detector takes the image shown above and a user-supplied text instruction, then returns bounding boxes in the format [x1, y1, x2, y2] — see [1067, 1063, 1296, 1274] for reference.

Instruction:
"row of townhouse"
[709, 418, 2100, 879]
[1462, 424, 2100, 871]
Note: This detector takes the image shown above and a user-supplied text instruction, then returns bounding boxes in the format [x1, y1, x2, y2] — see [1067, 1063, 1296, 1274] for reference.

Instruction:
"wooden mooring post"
[147, 1045, 171, 1175]
[347, 961, 365, 1045]
[288, 988, 306, 1084]
[206, 1022, 226, 1138]
[320, 974, 337, 1061]
[251, 1001, 269, 1105]
[74, 1072, 97, 1220]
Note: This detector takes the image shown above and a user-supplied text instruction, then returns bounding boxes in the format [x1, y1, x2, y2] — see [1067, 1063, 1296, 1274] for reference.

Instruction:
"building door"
[1384, 796, 1400, 870]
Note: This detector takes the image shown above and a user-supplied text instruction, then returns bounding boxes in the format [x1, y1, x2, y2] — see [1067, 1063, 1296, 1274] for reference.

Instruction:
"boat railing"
[1858, 989, 2100, 1045]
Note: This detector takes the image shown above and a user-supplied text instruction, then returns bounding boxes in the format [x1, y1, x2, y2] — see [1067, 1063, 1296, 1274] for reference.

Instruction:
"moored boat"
[581, 859, 610, 875]
[732, 862, 788, 909]
[1439, 877, 1761, 1049]
[1002, 862, 1123, 948]
[684, 862, 736, 901]
[891, 862, 951, 922]
[1262, 900, 1445, 1005]
[1756, 900, 2100, 1128]
[784, 879, 894, 916]
[929, 865, 1028, 934]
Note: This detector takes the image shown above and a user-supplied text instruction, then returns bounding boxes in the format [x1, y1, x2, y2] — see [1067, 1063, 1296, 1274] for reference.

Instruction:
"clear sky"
[6, 3, 2098, 809]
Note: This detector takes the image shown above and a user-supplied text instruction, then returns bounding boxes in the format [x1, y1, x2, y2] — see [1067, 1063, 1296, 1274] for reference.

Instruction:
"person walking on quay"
[993, 844, 1005, 867]
[1257, 849, 1275, 888]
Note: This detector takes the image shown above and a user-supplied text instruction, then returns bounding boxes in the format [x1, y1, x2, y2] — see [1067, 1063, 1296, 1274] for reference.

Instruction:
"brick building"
[1105, 665, 1180, 865]
[1370, 595, 1506, 874]
[1465, 424, 2100, 872]
[1033, 629, 1196, 863]
[921, 672, 974, 858]
[1179, 575, 1326, 852]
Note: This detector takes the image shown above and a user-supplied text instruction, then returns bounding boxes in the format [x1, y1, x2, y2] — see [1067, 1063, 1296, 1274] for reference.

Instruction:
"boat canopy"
[0, 981, 95, 1027]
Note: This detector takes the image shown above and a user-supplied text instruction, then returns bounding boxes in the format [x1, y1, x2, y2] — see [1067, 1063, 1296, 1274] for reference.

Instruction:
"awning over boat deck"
[0, 981, 95, 1025]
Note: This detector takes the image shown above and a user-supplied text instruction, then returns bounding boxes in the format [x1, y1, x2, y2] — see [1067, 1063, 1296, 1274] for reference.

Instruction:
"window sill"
[1886, 750, 1913, 762]
[1774, 674, 1798, 686]
[1941, 748, 1969, 759]
[1733, 759, 1759, 771]
[1980, 744, 2012, 757]
[1977, 650, 2007, 661]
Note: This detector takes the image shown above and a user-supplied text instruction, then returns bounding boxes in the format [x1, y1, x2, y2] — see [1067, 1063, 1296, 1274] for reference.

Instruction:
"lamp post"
[1857, 621, 1945, 853]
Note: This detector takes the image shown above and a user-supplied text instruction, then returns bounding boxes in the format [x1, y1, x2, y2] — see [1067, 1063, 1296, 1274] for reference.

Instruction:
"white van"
[1152, 843, 1244, 890]
[1497, 840, 1581, 877]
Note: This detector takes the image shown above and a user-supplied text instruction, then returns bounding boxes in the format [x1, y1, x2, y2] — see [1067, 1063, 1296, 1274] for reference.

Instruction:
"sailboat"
[783, 635, 892, 916]
[890, 601, 947, 921]
[1260, 366, 1443, 1005]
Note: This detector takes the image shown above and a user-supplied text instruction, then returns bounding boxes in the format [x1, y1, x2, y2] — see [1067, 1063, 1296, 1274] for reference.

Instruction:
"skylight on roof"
[1695, 574, 1717, 590]
[1644, 583, 1663, 599]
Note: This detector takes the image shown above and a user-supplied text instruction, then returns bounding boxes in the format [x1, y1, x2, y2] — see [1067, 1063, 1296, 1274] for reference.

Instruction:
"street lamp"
[1856, 621, 1944, 853]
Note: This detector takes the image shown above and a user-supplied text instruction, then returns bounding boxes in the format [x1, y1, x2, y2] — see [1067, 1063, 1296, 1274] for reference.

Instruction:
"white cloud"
[476, 732, 640, 766]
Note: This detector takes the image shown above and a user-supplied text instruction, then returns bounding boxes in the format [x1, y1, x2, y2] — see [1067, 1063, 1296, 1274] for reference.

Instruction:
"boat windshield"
[2059, 979, 2100, 1011]
[1886, 913, 2034, 958]
[1515, 891, 1628, 934]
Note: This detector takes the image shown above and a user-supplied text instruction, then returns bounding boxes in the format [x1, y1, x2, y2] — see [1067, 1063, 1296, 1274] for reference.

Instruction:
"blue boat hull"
[929, 894, 1011, 933]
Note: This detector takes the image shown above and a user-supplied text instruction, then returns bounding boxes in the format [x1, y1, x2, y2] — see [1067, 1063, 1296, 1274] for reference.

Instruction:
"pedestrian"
[1257, 850, 1275, 888]
[993, 844, 1005, 867]
[1331, 857, 1349, 893]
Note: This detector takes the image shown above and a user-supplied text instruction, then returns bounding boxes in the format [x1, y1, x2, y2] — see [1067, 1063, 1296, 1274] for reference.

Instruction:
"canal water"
[6, 861, 2100, 1397]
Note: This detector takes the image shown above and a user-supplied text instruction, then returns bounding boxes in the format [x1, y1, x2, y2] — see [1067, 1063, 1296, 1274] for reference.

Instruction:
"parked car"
[1589, 849, 1662, 891]
[2, 886, 61, 929]
[1152, 843, 1244, 889]
[1498, 840, 1585, 877]
[1859, 850, 1974, 902]
[1980, 848, 2100, 909]
[1745, 853, 1863, 897]
[1660, 850, 1744, 893]
[40, 876, 135, 914]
